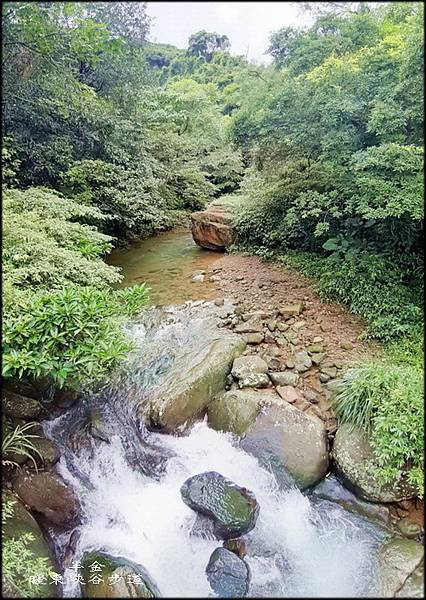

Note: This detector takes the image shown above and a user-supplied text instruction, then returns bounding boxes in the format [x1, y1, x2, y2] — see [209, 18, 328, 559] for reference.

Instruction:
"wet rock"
[206, 547, 250, 598]
[81, 551, 161, 597]
[294, 351, 312, 373]
[332, 424, 418, 502]
[148, 331, 246, 431]
[223, 538, 247, 559]
[33, 436, 61, 467]
[12, 469, 80, 527]
[235, 320, 263, 334]
[377, 538, 424, 598]
[208, 390, 261, 436]
[279, 303, 304, 318]
[241, 403, 328, 489]
[396, 560, 424, 597]
[243, 333, 264, 345]
[269, 371, 299, 387]
[396, 517, 422, 539]
[276, 386, 304, 404]
[88, 408, 110, 443]
[311, 474, 391, 526]
[180, 472, 259, 539]
[191, 274, 205, 282]
[190, 208, 235, 251]
[2, 491, 58, 597]
[2, 390, 42, 419]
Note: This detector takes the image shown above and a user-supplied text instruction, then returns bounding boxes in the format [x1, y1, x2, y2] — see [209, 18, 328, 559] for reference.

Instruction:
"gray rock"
[396, 560, 424, 597]
[148, 330, 246, 431]
[319, 372, 330, 383]
[232, 356, 268, 380]
[235, 320, 264, 334]
[243, 333, 264, 345]
[269, 371, 300, 387]
[377, 538, 424, 598]
[396, 517, 423, 539]
[294, 351, 312, 373]
[311, 353, 325, 366]
[206, 548, 250, 597]
[81, 551, 161, 597]
[12, 469, 80, 527]
[239, 373, 270, 389]
[320, 366, 338, 378]
[332, 424, 418, 502]
[276, 386, 304, 404]
[208, 390, 261, 436]
[191, 274, 205, 282]
[180, 472, 259, 539]
[311, 474, 391, 526]
[241, 403, 329, 489]
[2, 390, 42, 419]
[267, 320, 277, 332]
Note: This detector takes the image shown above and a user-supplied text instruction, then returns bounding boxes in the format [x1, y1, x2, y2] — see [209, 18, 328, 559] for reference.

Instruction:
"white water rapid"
[43, 301, 388, 598]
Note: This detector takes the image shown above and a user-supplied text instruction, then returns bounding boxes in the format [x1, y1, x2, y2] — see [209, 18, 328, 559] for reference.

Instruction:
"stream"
[43, 227, 389, 597]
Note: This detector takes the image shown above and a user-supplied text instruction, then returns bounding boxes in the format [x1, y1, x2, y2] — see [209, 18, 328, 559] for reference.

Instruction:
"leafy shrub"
[2, 285, 149, 389]
[3, 187, 120, 292]
[2, 422, 41, 470]
[332, 362, 424, 493]
[2, 498, 56, 598]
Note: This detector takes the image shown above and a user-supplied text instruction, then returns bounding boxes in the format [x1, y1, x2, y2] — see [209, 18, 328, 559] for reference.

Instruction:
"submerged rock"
[206, 547, 250, 598]
[81, 551, 161, 597]
[311, 474, 391, 526]
[332, 424, 418, 502]
[240, 403, 329, 489]
[207, 389, 261, 436]
[180, 471, 259, 539]
[12, 469, 80, 527]
[377, 538, 424, 598]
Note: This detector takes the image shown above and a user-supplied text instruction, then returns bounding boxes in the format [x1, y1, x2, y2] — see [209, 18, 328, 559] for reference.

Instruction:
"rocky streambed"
[2, 225, 424, 598]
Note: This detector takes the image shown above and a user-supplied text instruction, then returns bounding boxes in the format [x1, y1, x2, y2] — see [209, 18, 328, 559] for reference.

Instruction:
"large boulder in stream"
[206, 547, 250, 597]
[12, 469, 80, 527]
[377, 537, 424, 598]
[207, 389, 262, 436]
[81, 551, 161, 597]
[147, 332, 246, 431]
[181, 471, 259, 539]
[240, 403, 329, 490]
[190, 204, 235, 251]
[332, 424, 418, 502]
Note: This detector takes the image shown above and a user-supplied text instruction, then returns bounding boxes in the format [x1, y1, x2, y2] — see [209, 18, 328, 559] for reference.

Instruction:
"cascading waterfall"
[42, 301, 388, 598]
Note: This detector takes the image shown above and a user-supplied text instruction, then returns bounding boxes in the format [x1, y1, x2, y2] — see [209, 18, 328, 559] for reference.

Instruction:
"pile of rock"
[181, 471, 256, 597]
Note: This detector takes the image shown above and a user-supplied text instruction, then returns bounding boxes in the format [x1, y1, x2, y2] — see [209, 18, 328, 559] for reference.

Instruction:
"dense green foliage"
[332, 360, 424, 493]
[1, 0, 424, 504]
[2, 498, 56, 597]
[230, 2, 423, 342]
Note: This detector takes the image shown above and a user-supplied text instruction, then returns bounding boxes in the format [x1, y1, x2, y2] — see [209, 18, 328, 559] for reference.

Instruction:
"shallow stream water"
[106, 227, 222, 305]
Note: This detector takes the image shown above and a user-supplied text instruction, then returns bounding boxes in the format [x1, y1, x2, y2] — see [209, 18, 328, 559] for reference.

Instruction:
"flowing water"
[105, 227, 222, 305]
[43, 301, 389, 598]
